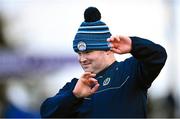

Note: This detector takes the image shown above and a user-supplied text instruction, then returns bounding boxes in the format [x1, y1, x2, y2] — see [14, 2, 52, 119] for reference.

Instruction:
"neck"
[95, 56, 116, 75]
[105, 56, 116, 69]
[99, 53, 116, 73]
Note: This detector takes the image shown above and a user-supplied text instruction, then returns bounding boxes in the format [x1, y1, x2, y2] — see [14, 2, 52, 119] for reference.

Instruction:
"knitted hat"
[73, 7, 111, 52]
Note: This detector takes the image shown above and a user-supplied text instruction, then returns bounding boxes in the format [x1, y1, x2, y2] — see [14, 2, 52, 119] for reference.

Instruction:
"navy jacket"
[40, 37, 167, 118]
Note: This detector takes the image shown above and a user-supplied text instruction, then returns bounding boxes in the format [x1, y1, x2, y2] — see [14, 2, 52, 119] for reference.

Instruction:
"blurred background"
[0, 0, 179, 118]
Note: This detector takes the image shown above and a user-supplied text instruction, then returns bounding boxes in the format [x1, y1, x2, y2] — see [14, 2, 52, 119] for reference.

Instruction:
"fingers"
[107, 35, 120, 43]
[88, 77, 98, 86]
[114, 35, 120, 42]
[83, 72, 96, 77]
[91, 83, 100, 93]
[81, 72, 96, 79]
[89, 77, 98, 82]
[111, 47, 122, 54]
[80, 72, 97, 85]
[90, 78, 99, 93]
[107, 35, 121, 49]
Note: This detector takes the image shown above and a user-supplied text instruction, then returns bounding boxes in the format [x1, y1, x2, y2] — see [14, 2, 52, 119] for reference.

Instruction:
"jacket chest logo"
[103, 77, 111, 86]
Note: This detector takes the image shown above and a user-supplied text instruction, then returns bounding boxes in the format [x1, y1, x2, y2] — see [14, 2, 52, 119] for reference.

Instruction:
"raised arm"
[107, 35, 167, 88]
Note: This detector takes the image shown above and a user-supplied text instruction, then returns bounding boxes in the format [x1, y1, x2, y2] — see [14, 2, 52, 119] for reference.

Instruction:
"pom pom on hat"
[84, 7, 101, 22]
[73, 7, 111, 52]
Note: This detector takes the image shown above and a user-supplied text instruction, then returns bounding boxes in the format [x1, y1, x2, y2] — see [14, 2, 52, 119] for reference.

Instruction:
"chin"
[84, 68, 93, 73]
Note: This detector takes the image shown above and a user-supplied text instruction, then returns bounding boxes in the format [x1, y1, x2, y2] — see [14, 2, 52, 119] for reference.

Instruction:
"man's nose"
[79, 54, 87, 62]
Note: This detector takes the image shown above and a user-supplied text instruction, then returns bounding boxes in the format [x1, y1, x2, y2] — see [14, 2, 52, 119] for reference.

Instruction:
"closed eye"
[78, 50, 94, 55]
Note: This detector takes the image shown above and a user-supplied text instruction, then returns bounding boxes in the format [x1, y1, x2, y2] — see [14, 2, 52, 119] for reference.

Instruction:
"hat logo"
[77, 41, 86, 51]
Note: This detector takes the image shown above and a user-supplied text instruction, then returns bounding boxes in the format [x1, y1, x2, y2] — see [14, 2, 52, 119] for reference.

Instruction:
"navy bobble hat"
[73, 7, 111, 52]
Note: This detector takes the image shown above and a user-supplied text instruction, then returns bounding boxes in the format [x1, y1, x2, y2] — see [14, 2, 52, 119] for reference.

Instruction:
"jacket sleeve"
[40, 78, 83, 118]
[130, 36, 167, 89]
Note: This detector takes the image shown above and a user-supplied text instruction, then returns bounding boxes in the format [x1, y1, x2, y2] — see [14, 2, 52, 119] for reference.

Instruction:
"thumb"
[91, 83, 99, 93]
[111, 47, 122, 54]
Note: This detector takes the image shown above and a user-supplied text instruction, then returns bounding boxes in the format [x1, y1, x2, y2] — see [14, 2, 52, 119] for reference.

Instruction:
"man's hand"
[107, 35, 132, 54]
[73, 72, 99, 98]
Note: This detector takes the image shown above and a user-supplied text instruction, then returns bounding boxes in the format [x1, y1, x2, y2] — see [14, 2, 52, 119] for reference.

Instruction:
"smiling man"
[40, 7, 167, 118]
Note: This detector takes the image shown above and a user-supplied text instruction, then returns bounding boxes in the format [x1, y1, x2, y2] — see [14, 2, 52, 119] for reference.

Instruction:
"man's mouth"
[82, 63, 91, 68]
[83, 63, 90, 66]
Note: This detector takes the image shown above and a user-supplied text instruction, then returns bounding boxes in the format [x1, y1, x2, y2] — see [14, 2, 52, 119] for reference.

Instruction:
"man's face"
[78, 50, 107, 74]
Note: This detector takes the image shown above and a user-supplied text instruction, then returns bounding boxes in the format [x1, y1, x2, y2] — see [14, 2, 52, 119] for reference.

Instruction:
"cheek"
[95, 55, 105, 66]
[92, 55, 104, 64]
[89, 55, 99, 62]
[87, 53, 105, 63]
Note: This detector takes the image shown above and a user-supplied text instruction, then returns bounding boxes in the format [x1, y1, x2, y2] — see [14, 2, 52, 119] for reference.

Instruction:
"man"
[40, 7, 167, 118]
